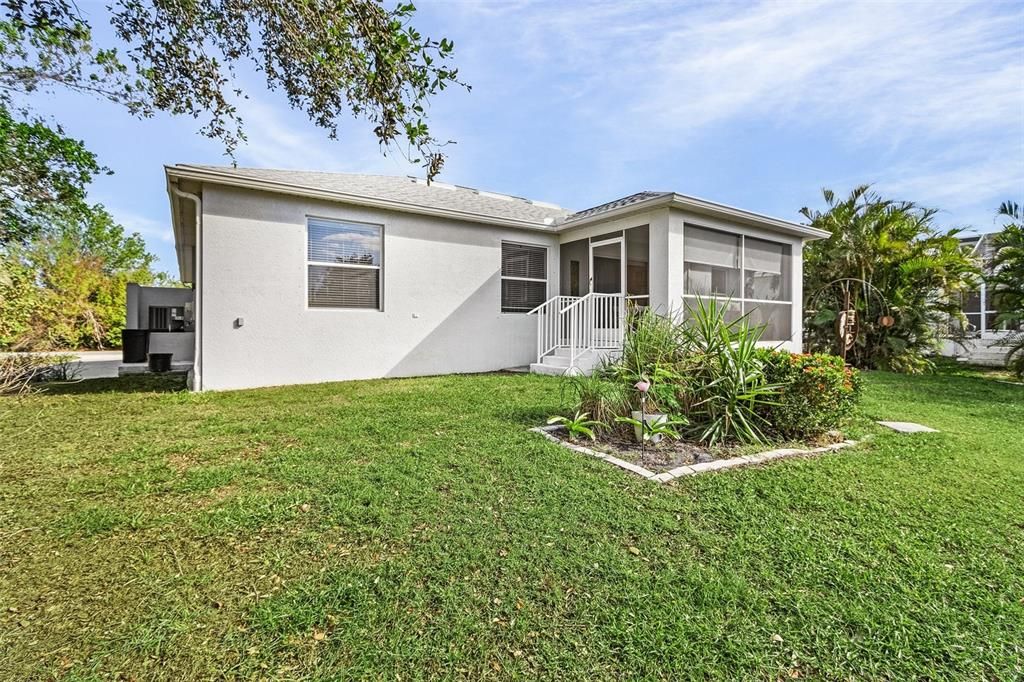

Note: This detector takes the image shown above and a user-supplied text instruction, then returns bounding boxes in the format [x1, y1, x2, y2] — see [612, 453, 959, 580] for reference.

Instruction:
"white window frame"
[682, 225, 793, 341]
[500, 240, 548, 314]
[962, 279, 1005, 335]
[305, 216, 384, 311]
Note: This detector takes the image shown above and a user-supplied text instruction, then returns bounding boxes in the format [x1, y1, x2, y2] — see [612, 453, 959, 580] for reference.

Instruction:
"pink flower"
[634, 380, 650, 393]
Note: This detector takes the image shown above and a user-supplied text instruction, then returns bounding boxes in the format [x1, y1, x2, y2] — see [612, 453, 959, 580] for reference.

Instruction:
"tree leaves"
[801, 186, 980, 372]
[108, 0, 467, 177]
[0, 103, 106, 244]
[2, 0, 466, 179]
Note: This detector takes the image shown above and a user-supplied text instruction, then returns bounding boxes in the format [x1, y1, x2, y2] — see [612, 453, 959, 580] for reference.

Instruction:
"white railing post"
[536, 307, 543, 364]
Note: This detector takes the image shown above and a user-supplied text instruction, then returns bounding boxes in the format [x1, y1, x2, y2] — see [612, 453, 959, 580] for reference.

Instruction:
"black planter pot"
[148, 352, 173, 373]
[121, 329, 149, 363]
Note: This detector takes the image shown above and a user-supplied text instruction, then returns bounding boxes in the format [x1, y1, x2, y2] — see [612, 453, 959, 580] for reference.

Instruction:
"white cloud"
[230, 95, 426, 177]
[452, 1, 1022, 144]
[442, 0, 1023, 223]
[103, 205, 173, 244]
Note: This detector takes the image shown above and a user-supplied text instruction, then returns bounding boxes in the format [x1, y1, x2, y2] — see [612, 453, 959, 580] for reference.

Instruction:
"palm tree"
[989, 202, 1024, 377]
[800, 186, 980, 372]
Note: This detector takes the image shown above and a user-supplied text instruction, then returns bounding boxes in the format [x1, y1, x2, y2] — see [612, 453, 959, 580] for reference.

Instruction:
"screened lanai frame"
[681, 223, 794, 342]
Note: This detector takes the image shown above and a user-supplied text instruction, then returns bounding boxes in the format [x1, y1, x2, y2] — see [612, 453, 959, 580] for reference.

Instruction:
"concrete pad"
[877, 421, 938, 433]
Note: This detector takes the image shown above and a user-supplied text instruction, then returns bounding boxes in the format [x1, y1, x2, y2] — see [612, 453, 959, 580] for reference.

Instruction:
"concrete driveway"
[2, 350, 123, 379]
[66, 351, 124, 379]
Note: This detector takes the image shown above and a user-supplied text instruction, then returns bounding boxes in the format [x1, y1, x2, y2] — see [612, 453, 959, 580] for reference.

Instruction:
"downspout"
[169, 182, 203, 391]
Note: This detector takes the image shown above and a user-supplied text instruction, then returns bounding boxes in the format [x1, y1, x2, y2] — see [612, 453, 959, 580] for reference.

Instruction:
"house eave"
[559, 193, 831, 240]
[166, 177, 188, 283]
[165, 164, 560, 234]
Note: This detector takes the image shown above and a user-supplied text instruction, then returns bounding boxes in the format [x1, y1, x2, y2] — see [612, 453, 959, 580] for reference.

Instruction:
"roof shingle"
[565, 191, 671, 223]
[175, 165, 570, 226]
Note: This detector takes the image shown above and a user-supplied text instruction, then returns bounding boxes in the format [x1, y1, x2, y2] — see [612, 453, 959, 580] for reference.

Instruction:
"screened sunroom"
[529, 201, 813, 374]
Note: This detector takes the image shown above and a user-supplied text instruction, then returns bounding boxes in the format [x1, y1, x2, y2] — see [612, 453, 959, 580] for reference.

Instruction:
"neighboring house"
[152, 165, 828, 391]
[120, 283, 195, 372]
[939, 231, 1015, 366]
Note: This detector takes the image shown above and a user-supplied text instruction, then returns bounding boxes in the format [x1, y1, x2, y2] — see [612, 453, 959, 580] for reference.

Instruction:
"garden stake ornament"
[635, 380, 650, 458]
[807, 278, 893, 365]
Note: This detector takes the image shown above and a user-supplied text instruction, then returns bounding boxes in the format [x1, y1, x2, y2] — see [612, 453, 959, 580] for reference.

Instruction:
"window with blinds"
[307, 218, 382, 309]
[683, 225, 792, 341]
[501, 242, 547, 313]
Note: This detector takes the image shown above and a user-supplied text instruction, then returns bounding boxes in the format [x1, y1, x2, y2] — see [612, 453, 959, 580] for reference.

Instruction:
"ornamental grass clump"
[560, 372, 628, 433]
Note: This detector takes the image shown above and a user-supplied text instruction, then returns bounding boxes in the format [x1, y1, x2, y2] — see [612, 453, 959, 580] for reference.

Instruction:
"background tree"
[0, 204, 165, 350]
[800, 186, 979, 372]
[0, 104, 108, 244]
[1, 0, 465, 242]
[988, 201, 1024, 377]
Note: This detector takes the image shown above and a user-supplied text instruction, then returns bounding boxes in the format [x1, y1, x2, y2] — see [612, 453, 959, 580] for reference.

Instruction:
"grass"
[0, 363, 1021, 680]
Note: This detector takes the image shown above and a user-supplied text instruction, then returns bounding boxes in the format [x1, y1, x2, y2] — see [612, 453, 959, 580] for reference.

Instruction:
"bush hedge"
[754, 348, 862, 439]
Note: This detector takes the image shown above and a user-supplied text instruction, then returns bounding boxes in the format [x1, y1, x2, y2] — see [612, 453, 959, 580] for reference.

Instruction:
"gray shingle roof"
[175, 165, 570, 227]
[169, 165, 826, 239]
[565, 191, 671, 223]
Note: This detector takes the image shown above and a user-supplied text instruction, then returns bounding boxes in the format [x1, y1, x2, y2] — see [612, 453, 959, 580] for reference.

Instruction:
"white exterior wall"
[197, 185, 558, 391]
[150, 331, 195, 361]
[559, 208, 673, 309]
[125, 283, 196, 361]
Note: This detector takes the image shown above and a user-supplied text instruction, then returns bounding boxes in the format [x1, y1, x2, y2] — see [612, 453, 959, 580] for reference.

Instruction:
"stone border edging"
[529, 424, 859, 483]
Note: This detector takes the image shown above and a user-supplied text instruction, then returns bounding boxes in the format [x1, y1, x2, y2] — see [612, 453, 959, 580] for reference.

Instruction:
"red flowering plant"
[753, 349, 862, 439]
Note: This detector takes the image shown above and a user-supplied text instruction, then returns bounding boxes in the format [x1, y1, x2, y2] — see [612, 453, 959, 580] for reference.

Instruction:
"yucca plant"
[679, 296, 781, 445]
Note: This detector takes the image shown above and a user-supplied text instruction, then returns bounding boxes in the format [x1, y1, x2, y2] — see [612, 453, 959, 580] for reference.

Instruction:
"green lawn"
[1, 364, 1021, 680]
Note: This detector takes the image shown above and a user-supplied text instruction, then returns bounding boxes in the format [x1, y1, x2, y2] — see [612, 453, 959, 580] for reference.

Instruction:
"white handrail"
[528, 292, 627, 367]
[528, 295, 580, 362]
[526, 294, 566, 316]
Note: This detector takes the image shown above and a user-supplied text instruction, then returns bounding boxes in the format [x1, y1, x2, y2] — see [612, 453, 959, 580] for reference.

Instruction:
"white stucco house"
[155, 164, 828, 391]
[939, 231, 1017, 366]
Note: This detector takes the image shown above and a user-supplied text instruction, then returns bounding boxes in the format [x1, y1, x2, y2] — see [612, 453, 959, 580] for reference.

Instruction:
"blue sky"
[26, 0, 1024, 275]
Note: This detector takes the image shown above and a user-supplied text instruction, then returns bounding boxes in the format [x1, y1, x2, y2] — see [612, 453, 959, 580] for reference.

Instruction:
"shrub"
[677, 297, 780, 445]
[0, 353, 82, 395]
[559, 297, 862, 446]
[754, 349, 862, 439]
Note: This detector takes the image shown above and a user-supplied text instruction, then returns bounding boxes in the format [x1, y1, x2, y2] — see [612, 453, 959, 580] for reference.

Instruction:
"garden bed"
[532, 423, 859, 482]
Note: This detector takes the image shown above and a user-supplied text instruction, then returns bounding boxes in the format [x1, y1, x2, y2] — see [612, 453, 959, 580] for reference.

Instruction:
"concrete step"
[542, 354, 571, 367]
[119, 362, 192, 376]
[529, 362, 569, 376]
[531, 348, 621, 376]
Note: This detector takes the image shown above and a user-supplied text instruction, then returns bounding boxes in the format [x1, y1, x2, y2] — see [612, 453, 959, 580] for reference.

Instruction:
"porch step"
[529, 348, 620, 376]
